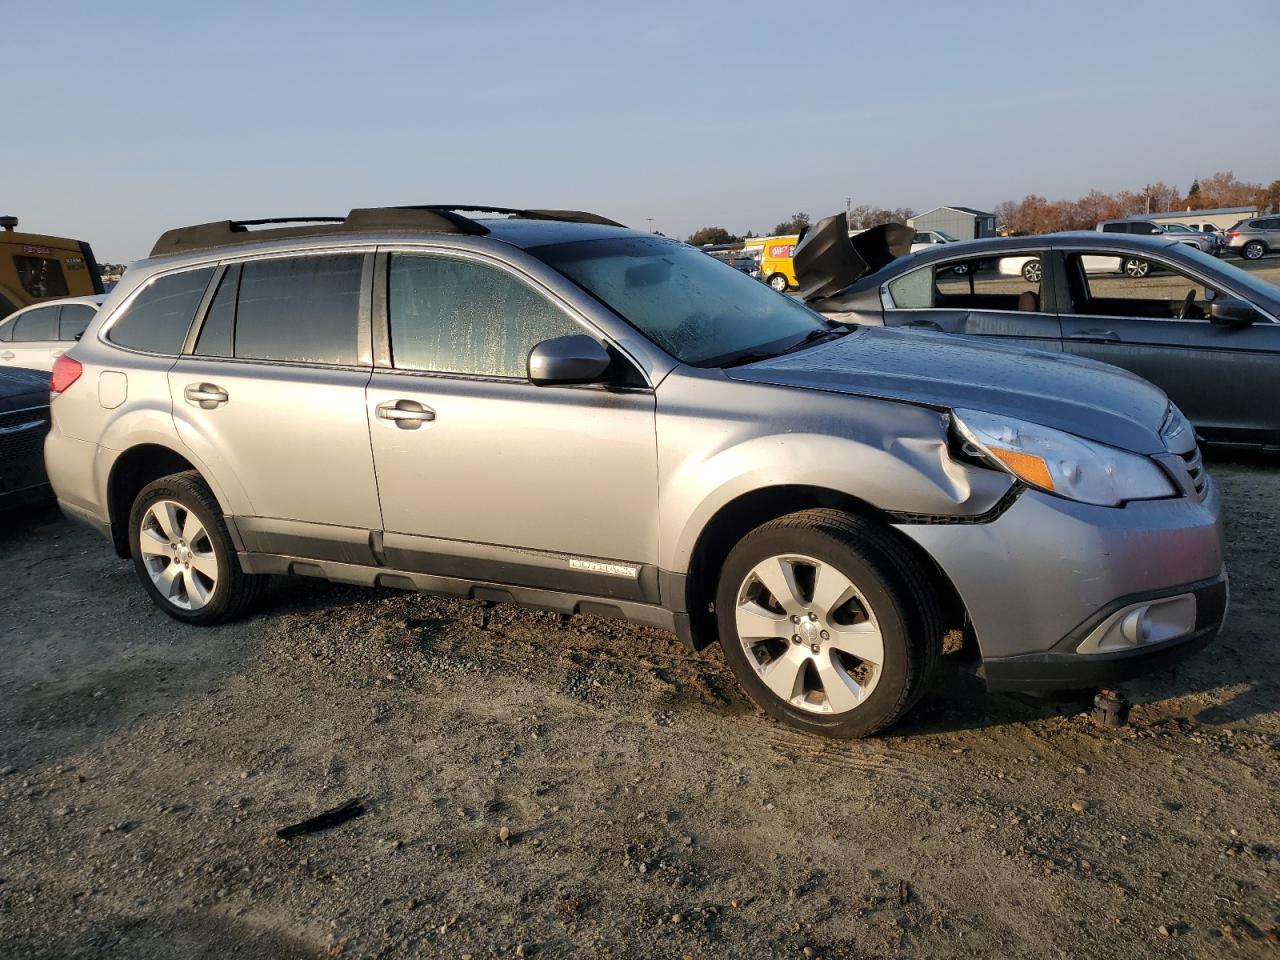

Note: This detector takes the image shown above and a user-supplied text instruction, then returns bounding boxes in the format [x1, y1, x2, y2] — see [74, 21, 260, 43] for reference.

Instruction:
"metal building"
[907, 206, 997, 240]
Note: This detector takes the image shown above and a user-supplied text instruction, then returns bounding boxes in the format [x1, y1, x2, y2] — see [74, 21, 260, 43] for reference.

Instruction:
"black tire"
[127, 471, 262, 625]
[1124, 258, 1150, 278]
[951, 263, 969, 275]
[1242, 241, 1265, 261]
[1021, 259, 1042, 283]
[715, 509, 942, 738]
[767, 273, 789, 292]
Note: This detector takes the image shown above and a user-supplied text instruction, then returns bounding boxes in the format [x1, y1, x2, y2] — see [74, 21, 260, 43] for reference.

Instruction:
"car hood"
[726, 326, 1170, 454]
[0, 367, 50, 411]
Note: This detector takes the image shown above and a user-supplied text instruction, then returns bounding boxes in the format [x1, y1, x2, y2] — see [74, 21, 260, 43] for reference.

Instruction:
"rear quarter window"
[107, 268, 214, 354]
[887, 267, 934, 309]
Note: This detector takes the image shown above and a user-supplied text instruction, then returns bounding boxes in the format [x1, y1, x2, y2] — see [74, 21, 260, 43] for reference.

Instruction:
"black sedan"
[0, 367, 52, 510]
[797, 223, 1280, 450]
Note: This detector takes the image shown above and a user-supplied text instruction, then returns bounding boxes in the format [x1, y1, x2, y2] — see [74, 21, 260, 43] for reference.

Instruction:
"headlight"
[952, 408, 1176, 507]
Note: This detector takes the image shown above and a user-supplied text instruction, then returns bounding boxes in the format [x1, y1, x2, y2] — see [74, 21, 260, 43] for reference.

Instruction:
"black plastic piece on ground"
[1092, 688, 1130, 727]
[276, 797, 366, 839]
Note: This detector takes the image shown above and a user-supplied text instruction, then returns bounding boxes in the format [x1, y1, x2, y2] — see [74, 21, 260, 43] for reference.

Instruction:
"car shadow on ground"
[4, 912, 324, 960]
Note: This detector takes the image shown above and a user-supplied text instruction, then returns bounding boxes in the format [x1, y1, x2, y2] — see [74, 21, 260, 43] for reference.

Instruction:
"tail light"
[1226, 231, 1240, 238]
[50, 354, 82, 395]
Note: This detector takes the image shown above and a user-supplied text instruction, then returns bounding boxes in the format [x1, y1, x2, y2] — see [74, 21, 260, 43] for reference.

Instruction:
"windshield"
[935, 230, 959, 242]
[1176, 246, 1280, 306]
[532, 235, 829, 366]
[1164, 224, 1192, 232]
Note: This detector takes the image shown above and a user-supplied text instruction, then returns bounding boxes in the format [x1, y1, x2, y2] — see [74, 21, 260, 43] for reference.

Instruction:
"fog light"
[1077, 594, 1196, 655]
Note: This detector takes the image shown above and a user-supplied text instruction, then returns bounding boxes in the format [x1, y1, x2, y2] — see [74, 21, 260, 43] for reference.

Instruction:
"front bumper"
[978, 573, 1227, 691]
[896, 477, 1226, 686]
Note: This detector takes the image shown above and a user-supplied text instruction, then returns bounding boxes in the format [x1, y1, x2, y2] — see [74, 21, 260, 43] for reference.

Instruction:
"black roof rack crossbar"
[149, 205, 625, 258]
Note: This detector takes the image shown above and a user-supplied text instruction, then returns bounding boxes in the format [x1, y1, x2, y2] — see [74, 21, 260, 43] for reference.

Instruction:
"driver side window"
[1065, 254, 1218, 321]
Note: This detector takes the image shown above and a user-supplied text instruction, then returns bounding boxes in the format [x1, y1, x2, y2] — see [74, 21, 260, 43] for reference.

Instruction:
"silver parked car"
[0, 295, 105, 372]
[1225, 216, 1280, 261]
[44, 206, 1228, 738]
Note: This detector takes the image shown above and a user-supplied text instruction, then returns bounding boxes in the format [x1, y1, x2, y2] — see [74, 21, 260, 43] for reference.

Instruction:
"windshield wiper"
[718, 327, 847, 368]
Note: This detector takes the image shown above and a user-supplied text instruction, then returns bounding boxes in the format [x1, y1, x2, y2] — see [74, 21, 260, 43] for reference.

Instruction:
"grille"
[1178, 445, 1207, 498]
[0, 405, 50, 496]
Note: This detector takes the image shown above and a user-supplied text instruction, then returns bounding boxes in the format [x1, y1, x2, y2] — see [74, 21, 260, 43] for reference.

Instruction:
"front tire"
[1124, 258, 1150, 278]
[1021, 259, 1042, 282]
[1242, 241, 1265, 261]
[128, 471, 261, 625]
[715, 509, 942, 738]
[768, 273, 789, 292]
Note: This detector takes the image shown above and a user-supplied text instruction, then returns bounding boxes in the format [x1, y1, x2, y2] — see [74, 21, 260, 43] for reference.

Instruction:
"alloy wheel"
[137, 499, 219, 610]
[734, 553, 884, 714]
[1022, 260, 1042, 283]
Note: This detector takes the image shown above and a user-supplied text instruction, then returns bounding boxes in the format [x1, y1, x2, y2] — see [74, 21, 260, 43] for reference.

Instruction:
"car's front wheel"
[1124, 258, 1150, 278]
[768, 273, 789, 292]
[1242, 240, 1266, 261]
[128, 471, 261, 625]
[716, 509, 941, 738]
[1021, 259, 1042, 282]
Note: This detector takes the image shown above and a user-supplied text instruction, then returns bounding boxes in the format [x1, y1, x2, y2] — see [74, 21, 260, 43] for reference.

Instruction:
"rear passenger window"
[11, 306, 59, 341]
[1100, 223, 1124, 233]
[109, 268, 214, 354]
[388, 254, 581, 378]
[58, 304, 95, 341]
[194, 268, 237, 358]
[235, 255, 362, 365]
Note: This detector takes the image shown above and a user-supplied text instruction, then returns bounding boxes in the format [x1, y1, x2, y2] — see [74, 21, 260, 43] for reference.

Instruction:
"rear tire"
[128, 471, 262, 625]
[1021, 259, 1042, 283]
[768, 273, 789, 292]
[715, 509, 942, 738]
[1242, 241, 1265, 261]
[1124, 258, 1150, 278]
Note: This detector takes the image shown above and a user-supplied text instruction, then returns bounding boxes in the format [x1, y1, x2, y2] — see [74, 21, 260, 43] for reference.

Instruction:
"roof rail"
[149, 205, 625, 257]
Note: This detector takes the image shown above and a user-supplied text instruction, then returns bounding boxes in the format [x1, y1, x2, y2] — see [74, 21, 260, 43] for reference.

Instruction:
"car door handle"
[906, 319, 943, 331]
[0, 350, 13, 360]
[1068, 329, 1120, 343]
[376, 399, 435, 429]
[184, 383, 229, 408]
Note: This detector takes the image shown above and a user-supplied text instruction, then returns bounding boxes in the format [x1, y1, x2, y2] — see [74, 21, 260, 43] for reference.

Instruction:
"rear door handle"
[184, 382, 229, 408]
[376, 399, 435, 429]
[1068, 329, 1120, 343]
[0, 351, 13, 360]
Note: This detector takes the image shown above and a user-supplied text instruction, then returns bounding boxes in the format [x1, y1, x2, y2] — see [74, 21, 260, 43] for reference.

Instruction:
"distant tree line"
[686, 170, 1280, 246]
[994, 170, 1280, 236]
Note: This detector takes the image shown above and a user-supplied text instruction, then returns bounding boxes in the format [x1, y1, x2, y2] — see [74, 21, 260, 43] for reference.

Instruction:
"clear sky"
[4, 0, 1277, 262]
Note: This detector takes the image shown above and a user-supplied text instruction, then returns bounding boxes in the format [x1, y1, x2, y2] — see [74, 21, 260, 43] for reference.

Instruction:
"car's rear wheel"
[951, 263, 969, 275]
[1021, 259, 1042, 282]
[128, 471, 261, 625]
[715, 509, 941, 738]
[1242, 241, 1266, 261]
[1124, 258, 1150, 278]
[768, 273, 789, 292]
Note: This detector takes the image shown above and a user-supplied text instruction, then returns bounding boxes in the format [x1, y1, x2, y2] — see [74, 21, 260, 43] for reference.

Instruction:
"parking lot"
[0, 454, 1276, 959]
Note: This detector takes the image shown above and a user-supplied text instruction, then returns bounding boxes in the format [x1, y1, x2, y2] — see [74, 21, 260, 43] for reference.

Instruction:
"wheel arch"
[105, 443, 225, 558]
[679, 484, 970, 653]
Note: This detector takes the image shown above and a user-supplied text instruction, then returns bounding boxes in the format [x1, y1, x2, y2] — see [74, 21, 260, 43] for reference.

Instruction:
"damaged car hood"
[726, 325, 1171, 454]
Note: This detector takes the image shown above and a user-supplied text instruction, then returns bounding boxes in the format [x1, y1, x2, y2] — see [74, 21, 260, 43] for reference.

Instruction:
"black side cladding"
[793, 217, 914, 302]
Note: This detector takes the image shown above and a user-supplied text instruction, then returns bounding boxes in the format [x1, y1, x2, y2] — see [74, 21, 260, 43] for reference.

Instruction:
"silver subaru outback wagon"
[44, 206, 1228, 738]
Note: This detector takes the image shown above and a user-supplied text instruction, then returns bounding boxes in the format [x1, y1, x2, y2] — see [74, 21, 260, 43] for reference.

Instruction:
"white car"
[998, 253, 1155, 283]
[0, 295, 106, 372]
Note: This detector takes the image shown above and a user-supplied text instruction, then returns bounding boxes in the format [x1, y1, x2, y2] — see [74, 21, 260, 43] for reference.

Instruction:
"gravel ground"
[0, 458, 1277, 959]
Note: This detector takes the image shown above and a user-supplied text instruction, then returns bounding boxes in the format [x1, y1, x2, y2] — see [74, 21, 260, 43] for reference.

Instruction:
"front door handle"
[0, 350, 13, 360]
[1068, 329, 1120, 343]
[906, 319, 943, 331]
[376, 399, 435, 429]
[184, 382, 229, 409]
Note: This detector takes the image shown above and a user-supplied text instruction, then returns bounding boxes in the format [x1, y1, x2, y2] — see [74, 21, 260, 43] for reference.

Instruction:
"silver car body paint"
[44, 219, 1228, 687]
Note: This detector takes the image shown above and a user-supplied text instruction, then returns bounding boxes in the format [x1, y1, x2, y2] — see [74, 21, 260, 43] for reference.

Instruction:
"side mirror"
[527, 334, 612, 386]
[1209, 298, 1258, 327]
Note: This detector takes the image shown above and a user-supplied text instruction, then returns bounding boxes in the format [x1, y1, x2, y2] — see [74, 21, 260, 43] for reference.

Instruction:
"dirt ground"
[0, 457, 1277, 959]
